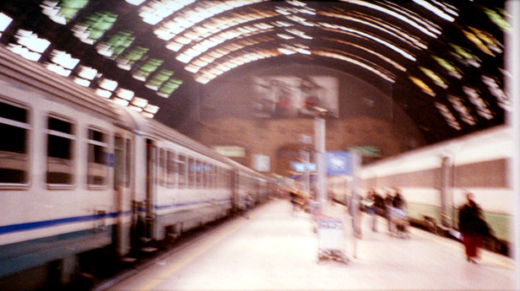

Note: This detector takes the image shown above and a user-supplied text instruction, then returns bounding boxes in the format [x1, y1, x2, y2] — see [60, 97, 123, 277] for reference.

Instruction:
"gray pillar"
[314, 117, 326, 212]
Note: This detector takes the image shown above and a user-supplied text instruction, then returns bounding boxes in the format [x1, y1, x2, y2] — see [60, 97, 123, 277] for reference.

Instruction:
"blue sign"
[326, 151, 352, 175]
[290, 162, 316, 172]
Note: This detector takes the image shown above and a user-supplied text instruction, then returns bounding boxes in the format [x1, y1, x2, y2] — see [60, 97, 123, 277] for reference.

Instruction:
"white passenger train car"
[361, 125, 512, 253]
[0, 45, 269, 290]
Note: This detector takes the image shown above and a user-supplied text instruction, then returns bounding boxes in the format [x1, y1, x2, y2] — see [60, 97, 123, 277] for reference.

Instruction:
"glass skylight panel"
[142, 112, 154, 118]
[46, 62, 72, 77]
[193, 59, 208, 68]
[158, 78, 182, 97]
[176, 54, 192, 64]
[134, 58, 164, 81]
[98, 30, 135, 59]
[146, 69, 174, 90]
[432, 56, 462, 79]
[469, 27, 502, 54]
[96, 88, 112, 98]
[447, 95, 476, 125]
[73, 77, 91, 87]
[50, 50, 80, 70]
[462, 29, 494, 56]
[185, 64, 200, 73]
[42, 0, 89, 25]
[115, 88, 135, 101]
[435, 102, 461, 130]
[449, 43, 480, 68]
[144, 104, 159, 114]
[126, 0, 146, 5]
[7, 44, 43, 61]
[77, 65, 97, 80]
[380, 1, 442, 35]
[15, 30, 51, 54]
[319, 11, 427, 50]
[342, 0, 439, 38]
[132, 97, 148, 108]
[463, 86, 494, 120]
[419, 66, 447, 89]
[113, 97, 130, 107]
[323, 23, 416, 61]
[73, 11, 118, 44]
[412, 0, 456, 22]
[482, 75, 510, 111]
[99, 78, 118, 91]
[0, 12, 13, 34]
[138, 0, 194, 25]
[409, 76, 435, 96]
[483, 7, 510, 32]
[128, 105, 143, 112]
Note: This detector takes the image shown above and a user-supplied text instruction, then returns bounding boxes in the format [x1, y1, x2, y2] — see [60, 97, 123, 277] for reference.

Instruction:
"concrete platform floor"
[98, 198, 516, 291]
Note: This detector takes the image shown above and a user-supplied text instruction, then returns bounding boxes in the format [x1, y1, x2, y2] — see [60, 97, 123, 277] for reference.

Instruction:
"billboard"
[252, 75, 339, 118]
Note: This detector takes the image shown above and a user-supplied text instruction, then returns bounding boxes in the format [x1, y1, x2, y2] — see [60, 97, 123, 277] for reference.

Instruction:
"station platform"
[96, 198, 516, 291]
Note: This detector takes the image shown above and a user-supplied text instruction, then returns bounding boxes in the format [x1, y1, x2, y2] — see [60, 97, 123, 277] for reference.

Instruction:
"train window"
[46, 116, 75, 185]
[208, 164, 215, 189]
[196, 160, 202, 188]
[159, 148, 166, 187]
[178, 154, 186, 188]
[0, 100, 30, 184]
[188, 157, 195, 188]
[203, 163, 208, 189]
[87, 128, 108, 186]
[167, 151, 176, 188]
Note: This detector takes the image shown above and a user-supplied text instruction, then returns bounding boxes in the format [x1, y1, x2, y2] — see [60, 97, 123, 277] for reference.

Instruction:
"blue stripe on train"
[0, 198, 232, 235]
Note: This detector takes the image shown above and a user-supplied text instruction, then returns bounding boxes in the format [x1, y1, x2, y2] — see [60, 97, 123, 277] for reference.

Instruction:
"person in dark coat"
[458, 192, 484, 263]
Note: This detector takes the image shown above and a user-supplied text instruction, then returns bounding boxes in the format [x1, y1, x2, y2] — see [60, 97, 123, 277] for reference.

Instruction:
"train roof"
[362, 125, 511, 174]
[0, 45, 117, 121]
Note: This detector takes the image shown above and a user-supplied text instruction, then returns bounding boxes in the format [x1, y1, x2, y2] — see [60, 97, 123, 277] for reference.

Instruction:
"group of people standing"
[360, 188, 490, 263]
[356, 187, 407, 237]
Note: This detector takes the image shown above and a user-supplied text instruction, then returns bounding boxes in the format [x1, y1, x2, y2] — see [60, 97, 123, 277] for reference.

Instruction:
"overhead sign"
[326, 151, 352, 175]
[347, 146, 380, 157]
[213, 146, 246, 157]
[290, 162, 316, 172]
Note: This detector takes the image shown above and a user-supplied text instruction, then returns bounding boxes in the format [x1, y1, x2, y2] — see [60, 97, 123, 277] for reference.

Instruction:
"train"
[0, 45, 271, 290]
[358, 124, 512, 255]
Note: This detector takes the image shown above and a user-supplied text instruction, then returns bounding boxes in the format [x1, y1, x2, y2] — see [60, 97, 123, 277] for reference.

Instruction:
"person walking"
[458, 192, 485, 264]
[384, 191, 394, 233]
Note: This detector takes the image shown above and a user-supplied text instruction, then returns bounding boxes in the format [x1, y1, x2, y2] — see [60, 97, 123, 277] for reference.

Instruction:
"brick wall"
[192, 116, 424, 175]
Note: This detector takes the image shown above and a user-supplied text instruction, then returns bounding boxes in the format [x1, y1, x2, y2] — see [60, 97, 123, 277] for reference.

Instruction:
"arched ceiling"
[0, 0, 509, 146]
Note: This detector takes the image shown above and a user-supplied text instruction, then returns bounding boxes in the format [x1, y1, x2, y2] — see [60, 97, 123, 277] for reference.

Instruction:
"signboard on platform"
[326, 151, 352, 175]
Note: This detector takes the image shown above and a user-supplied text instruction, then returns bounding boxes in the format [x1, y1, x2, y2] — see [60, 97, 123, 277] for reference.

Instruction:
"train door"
[113, 134, 133, 257]
[231, 169, 239, 213]
[145, 139, 156, 239]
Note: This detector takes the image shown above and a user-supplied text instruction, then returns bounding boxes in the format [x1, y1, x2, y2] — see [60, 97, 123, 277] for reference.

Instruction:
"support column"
[314, 116, 326, 213]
